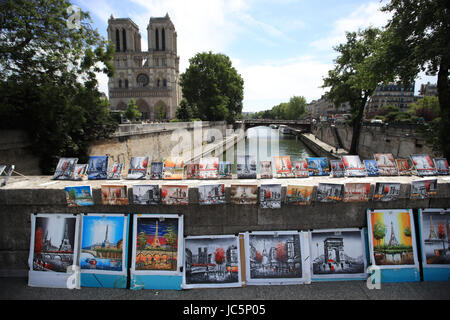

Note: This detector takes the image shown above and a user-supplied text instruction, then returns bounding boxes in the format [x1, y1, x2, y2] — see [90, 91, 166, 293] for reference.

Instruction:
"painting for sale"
[236, 155, 257, 179]
[434, 158, 449, 175]
[396, 159, 411, 176]
[310, 228, 367, 280]
[307, 157, 330, 176]
[101, 185, 128, 205]
[230, 185, 258, 205]
[161, 185, 188, 205]
[65, 186, 94, 207]
[183, 235, 242, 289]
[316, 183, 343, 203]
[285, 185, 314, 205]
[411, 179, 437, 200]
[368, 209, 418, 267]
[184, 162, 199, 180]
[199, 157, 219, 179]
[80, 215, 127, 272]
[274, 156, 294, 178]
[88, 156, 108, 180]
[218, 161, 233, 179]
[343, 183, 371, 202]
[127, 157, 149, 180]
[198, 184, 226, 205]
[72, 164, 89, 181]
[294, 160, 309, 178]
[53, 158, 78, 180]
[330, 160, 345, 178]
[259, 161, 273, 179]
[259, 184, 282, 209]
[373, 182, 401, 202]
[410, 154, 436, 176]
[419, 209, 450, 266]
[374, 153, 398, 176]
[133, 185, 160, 205]
[341, 155, 366, 177]
[149, 162, 163, 180]
[364, 160, 379, 177]
[163, 157, 184, 180]
[107, 163, 124, 180]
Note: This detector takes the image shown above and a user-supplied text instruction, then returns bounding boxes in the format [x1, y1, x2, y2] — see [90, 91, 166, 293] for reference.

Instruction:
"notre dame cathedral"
[107, 14, 182, 120]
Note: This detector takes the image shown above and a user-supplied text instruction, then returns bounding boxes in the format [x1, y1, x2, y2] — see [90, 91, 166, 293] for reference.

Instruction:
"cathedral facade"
[107, 14, 182, 120]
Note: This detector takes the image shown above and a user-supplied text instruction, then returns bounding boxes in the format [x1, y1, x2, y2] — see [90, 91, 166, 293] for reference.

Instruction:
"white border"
[79, 214, 128, 275]
[244, 231, 310, 285]
[366, 209, 420, 270]
[131, 213, 184, 276]
[182, 235, 243, 289]
[308, 228, 367, 280]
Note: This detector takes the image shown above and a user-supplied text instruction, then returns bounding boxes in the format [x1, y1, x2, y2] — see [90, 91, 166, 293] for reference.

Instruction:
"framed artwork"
[163, 157, 184, 180]
[184, 163, 199, 180]
[285, 185, 314, 205]
[53, 158, 78, 180]
[374, 153, 398, 176]
[65, 186, 94, 207]
[294, 160, 309, 178]
[198, 184, 226, 205]
[434, 158, 449, 175]
[244, 231, 310, 285]
[309, 228, 367, 281]
[330, 160, 345, 178]
[411, 179, 437, 200]
[127, 157, 149, 180]
[230, 185, 258, 205]
[364, 160, 379, 177]
[149, 162, 163, 180]
[199, 157, 219, 179]
[373, 182, 401, 202]
[236, 155, 257, 179]
[88, 156, 108, 180]
[161, 185, 189, 205]
[410, 154, 437, 176]
[316, 183, 344, 203]
[396, 158, 411, 176]
[259, 161, 273, 179]
[218, 161, 233, 179]
[307, 157, 330, 176]
[343, 183, 371, 202]
[1, 164, 14, 187]
[133, 185, 160, 205]
[274, 156, 294, 178]
[28, 213, 80, 288]
[101, 184, 128, 205]
[131, 214, 184, 276]
[341, 155, 366, 177]
[107, 163, 124, 180]
[72, 164, 89, 181]
[259, 184, 282, 209]
[182, 235, 242, 289]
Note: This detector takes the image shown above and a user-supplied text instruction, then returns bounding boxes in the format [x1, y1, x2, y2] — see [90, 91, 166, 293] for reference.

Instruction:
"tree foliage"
[252, 96, 307, 120]
[123, 98, 141, 121]
[180, 51, 244, 123]
[0, 0, 117, 174]
[175, 98, 193, 122]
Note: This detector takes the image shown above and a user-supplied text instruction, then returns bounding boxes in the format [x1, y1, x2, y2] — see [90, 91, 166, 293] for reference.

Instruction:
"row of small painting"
[52, 154, 450, 181]
[65, 179, 438, 208]
[28, 209, 450, 290]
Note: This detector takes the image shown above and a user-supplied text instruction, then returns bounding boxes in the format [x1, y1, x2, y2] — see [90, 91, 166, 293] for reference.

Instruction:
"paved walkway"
[302, 133, 349, 157]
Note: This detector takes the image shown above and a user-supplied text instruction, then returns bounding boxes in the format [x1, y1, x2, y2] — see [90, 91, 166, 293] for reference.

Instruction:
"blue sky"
[73, 0, 437, 112]
[82, 216, 124, 248]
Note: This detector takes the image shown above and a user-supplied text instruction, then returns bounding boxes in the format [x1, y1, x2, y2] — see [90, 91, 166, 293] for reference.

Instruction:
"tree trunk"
[437, 57, 450, 159]
[349, 94, 369, 155]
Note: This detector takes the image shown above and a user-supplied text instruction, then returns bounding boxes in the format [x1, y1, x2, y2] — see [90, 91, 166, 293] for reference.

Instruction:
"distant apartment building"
[419, 82, 438, 97]
[307, 96, 351, 120]
[365, 83, 417, 118]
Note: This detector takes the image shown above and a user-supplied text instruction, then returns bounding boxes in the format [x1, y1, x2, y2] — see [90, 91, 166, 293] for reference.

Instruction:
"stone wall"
[0, 130, 41, 175]
[1, 175, 449, 277]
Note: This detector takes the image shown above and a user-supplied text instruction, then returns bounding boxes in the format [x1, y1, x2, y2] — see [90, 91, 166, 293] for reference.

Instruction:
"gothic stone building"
[107, 14, 182, 120]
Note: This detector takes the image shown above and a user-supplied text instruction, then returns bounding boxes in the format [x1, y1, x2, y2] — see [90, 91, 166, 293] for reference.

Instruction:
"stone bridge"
[240, 119, 311, 132]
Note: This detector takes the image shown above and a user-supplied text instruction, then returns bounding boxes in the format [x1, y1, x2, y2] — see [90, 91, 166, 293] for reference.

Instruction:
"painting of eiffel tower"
[421, 210, 450, 264]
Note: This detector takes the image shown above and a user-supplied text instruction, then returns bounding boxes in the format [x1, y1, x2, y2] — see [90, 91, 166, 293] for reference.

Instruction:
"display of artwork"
[107, 163, 123, 180]
[218, 161, 233, 179]
[294, 160, 309, 178]
[259, 184, 282, 209]
[198, 184, 226, 205]
[133, 185, 160, 205]
[364, 160, 379, 177]
[127, 157, 149, 180]
[244, 231, 310, 285]
[163, 157, 184, 180]
[88, 156, 108, 180]
[330, 160, 345, 178]
[161, 185, 188, 205]
[418, 209, 450, 267]
[309, 228, 367, 281]
[373, 182, 401, 202]
[101, 185, 128, 205]
[411, 179, 437, 200]
[149, 162, 163, 180]
[199, 157, 219, 179]
[374, 153, 398, 176]
[65, 186, 94, 207]
[236, 155, 257, 179]
[184, 163, 199, 180]
[341, 155, 366, 177]
[396, 159, 411, 176]
[28, 214, 80, 288]
[72, 164, 89, 181]
[410, 154, 437, 176]
[434, 158, 449, 175]
[53, 158, 78, 180]
[183, 235, 242, 289]
[307, 157, 330, 176]
[259, 161, 273, 179]
[230, 184, 258, 205]
[274, 156, 294, 178]
[285, 185, 314, 205]
[316, 183, 344, 203]
[343, 183, 371, 202]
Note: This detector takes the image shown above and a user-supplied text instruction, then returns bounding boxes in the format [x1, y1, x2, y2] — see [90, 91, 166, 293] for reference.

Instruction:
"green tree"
[155, 104, 167, 122]
[381, 0, 450, 159]
[123, 98, 142, 122]
[373, 221, 386, 247]
[286, 96, 307, 120]
[408, 96, 440, 122]
[138, 232, 147, 250]
[175, 98, 193, 122]
[0, 0, 117, 174]
[180, 51, 244, 123]
[404, 226, 411, 238]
